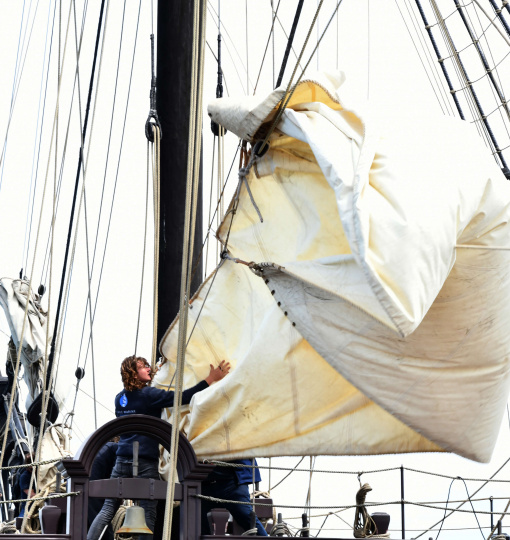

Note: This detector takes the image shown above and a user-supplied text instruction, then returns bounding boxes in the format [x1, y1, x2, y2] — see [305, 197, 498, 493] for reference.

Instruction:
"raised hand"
[205, 360, 231, 385]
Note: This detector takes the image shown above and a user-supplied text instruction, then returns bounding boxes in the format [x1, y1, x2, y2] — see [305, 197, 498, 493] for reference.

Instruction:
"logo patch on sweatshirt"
[120, 394, 128, 407]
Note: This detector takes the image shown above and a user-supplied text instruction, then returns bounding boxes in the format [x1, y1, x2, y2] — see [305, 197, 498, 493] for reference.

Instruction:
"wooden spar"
[155, 1, 203, 346]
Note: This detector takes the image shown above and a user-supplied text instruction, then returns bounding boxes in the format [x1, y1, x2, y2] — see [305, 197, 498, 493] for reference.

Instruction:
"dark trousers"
[201, 477, 268, 536]
[87, 457, 159, 540]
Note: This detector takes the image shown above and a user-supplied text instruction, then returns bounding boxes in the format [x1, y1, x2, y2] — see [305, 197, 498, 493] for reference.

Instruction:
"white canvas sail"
[154, 72, 510, 463]
[0, 278, 49, 405]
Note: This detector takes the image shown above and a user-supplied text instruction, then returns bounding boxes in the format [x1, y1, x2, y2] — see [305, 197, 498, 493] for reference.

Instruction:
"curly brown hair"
[121, 355, 151, 391]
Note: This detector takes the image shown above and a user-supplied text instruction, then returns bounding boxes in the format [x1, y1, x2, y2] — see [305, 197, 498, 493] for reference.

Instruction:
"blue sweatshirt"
[115, 381, 209, 460]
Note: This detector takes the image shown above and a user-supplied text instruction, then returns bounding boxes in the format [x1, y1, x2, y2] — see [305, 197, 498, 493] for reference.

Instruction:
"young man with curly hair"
[87, 355, 230, 540]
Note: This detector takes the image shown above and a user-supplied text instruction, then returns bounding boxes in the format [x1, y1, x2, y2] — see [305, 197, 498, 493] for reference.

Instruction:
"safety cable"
[195, 493, 510, 514]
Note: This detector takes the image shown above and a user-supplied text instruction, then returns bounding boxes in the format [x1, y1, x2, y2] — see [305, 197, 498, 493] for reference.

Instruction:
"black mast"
[154, 2, 203, 346]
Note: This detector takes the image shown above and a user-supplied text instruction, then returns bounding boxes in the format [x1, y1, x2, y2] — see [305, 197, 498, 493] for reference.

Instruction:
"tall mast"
[154, 2, 203, 346]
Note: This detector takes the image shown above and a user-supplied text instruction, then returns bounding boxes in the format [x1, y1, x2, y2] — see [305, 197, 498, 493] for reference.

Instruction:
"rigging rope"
[0, 0, 42, 181]
[22, 0, 56, 273]
[46, 0, 107, 394]
[72, 0, 142, 398]
[0, 0, 74, 487]
[151, 126, 161, 369]
[275, 0, 304, 88]
[73, 0, 127, 382]
[73, 0, 112, 427]
[161, 1, 207, 539]
[135, 139, 151, 354]
[253, 0, 282, 95]
[353, 483, 383, 539]
[261, 0, 344, 153]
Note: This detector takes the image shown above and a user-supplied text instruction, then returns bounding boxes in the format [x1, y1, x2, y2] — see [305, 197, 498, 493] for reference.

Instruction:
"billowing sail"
[154, 72, 510, 463]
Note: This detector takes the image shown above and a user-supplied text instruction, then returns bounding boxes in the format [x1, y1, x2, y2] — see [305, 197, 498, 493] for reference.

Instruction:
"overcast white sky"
[1, 1, 510, 539]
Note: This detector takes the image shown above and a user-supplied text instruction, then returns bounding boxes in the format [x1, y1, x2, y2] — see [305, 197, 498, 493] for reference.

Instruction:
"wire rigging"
[45, 0, 107, 400]
[275, 0, 304, 88]
[71, 0, 143, 426]
[253, 0, 282, 94]
[22, 0, 56, 274]
[73, 0, 129, 377]
[0, 0, 41, 192]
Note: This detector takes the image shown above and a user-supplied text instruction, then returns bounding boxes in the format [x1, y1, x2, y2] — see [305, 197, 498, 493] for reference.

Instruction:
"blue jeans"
[201, 476, 268, 536]
[87, 457, 159, 540]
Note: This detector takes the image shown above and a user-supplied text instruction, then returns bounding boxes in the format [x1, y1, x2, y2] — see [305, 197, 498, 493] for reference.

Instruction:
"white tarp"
[154, 72, 510, 463]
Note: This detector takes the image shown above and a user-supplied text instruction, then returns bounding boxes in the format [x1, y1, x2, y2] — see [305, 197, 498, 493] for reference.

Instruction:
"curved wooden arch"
[62, 415, 214, 540]
[63, 414, 212, 482]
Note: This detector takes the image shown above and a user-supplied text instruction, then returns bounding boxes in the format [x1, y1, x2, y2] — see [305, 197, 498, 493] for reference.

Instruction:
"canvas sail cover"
[154, 72, 510, 463]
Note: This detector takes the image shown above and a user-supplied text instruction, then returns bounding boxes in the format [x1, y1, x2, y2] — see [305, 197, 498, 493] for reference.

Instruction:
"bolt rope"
[456, 244, 510, 250]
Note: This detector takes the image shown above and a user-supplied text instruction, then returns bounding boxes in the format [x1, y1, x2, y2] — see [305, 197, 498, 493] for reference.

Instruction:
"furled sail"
[0, 278, 49, 407]
[154, 72, 510, 463]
